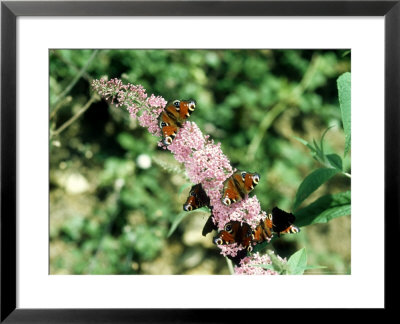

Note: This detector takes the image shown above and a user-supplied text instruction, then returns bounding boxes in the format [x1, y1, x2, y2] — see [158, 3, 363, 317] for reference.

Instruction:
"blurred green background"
[49, 49, 351, 275]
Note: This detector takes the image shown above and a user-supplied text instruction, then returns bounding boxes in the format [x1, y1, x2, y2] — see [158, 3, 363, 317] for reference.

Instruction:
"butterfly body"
[221, 171, 260, 206]
[159, 99, 196, 145]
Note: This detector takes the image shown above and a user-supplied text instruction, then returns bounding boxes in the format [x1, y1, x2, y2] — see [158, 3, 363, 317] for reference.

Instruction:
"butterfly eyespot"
[247, 245, 253, 252]
[160, 121, 167, 127]
[222, 197, 231, 206]
[188, 101, 196, 111]
[267, 213, 272, 220]
[224, 223, 232, 232]
[184, 205, 193, 212]
[241, 172, 247, 181]
[214, 238, 223, 245]
[173, 100, 180, 110]
[253, 174, 260, 184]
[164, 136, 174, 145]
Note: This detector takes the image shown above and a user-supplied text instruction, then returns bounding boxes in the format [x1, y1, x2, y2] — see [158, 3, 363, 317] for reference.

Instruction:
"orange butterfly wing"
[221, 176, 242, 206]
[213, 221, 252, 250]
[221, 171, 260, 206]
[158, 100, 196, 145]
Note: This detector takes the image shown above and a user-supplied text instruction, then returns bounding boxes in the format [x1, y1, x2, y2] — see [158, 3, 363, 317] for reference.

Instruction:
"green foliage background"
[49, 49, 351, 274]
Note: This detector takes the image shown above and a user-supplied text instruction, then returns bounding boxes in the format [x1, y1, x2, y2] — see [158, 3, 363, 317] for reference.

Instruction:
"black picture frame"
[1, 0, 398, 322]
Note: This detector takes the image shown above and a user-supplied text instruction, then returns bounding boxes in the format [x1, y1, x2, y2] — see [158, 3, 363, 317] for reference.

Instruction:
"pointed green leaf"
[178, 183, 194, 195]
[325, 153, 343, 170]
[293, 168, 340, 210]
[167, 211, 188, 238]
[294, 191, 351, 227]
[337, 72, 351, 156]
[293, 135, 317, 153]
[320, 125, 335, 157]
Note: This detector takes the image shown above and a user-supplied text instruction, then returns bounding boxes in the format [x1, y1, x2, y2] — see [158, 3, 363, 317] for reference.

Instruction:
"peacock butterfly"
[158, 99, 196, 145]
[183, 183, 210, 212]
[268, 207, 300, 237]
[213, 221, 253, 252]
[252, 207, 300, 243]
[221, 171, 260, 206]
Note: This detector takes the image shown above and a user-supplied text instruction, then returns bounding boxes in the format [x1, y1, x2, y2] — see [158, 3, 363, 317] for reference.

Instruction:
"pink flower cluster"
[92, 78, 166, 136]
[234, 252, 284, 275]
[167, 122, 265, 234]
[92, 78, 273, 262]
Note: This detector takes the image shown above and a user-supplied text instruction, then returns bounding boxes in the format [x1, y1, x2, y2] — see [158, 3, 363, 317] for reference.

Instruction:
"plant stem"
[343, 172, 351, 178]
[51, 94, 98, 138]
[246, 54, 321, 162]
[52, 49, 99, 107]
[50, 95, 72, 120]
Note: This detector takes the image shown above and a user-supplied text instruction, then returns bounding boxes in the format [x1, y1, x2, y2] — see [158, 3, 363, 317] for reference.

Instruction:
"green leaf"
[254, 249, 327, 275]
[312, 139, 324, 161]
[320, 125, 335, 158]
[167, 211, 188, 238]
[292, 136, 320, 162]
[287, 248, 308, 275]
[325, 153, 343, 170]
[293, 135, 317, 153]
[293, 168, 340, 210]
[294, 191, 351, 227]
[178, 183, 194, 195]
[337, 72, 351, 156]
[167, 208, 209, 238]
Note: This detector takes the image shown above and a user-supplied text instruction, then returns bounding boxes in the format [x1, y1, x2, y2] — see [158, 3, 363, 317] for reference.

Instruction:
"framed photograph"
[1, 0, 398, 322]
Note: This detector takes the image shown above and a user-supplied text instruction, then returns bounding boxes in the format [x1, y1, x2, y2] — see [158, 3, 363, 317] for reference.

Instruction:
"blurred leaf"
[167, 211, 188, 238]
[286, 247, 308, 275]
[178, 183, 194, 195]
[293, 135, 316, 153]
[293, 168, 340, 210]
[117, 132, 137, 151]
[286, 248, 326, 275]
[254, 248, 325, 275]
[337, 72, 351, 156]
[294, 190, 351, 227]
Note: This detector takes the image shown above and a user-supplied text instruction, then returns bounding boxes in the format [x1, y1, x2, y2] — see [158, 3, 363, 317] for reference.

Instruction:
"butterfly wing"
[159, 103, 180, 145]
[221, 176, 242, 206]
[202, 214, 218, 237]
[158, 100, 196, 146]
[239, 171, 260, 195]
[252, 218, 272, 244]
[271, 207, 300, 237]
[213, 221, 253, 250]
[183, 184, 210, 211]
[227, 248, 249, 265]
[221, 171, 260, 206]
[238, 222, 253, 250]
[176, 100, 196, 121]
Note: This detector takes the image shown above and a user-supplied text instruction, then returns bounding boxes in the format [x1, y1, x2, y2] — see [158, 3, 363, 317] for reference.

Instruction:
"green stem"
[50, 95, 72, 120]
[51, 94, 98, 138]
[343, 172, 351, 178]
[246, 54, 321, 162]
[52, 49, 99, 107]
